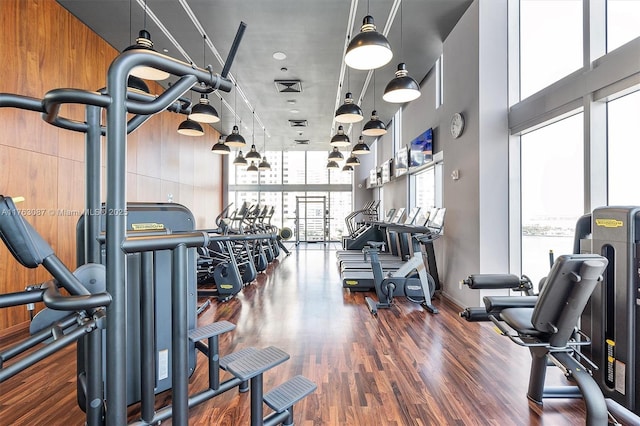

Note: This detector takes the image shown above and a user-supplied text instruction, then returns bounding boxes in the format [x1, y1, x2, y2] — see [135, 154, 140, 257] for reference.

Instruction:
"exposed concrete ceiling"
[58, 0, 472, 151]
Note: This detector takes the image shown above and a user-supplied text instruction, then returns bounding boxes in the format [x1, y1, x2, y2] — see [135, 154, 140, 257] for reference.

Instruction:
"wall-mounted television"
[409, 128, 433, 168]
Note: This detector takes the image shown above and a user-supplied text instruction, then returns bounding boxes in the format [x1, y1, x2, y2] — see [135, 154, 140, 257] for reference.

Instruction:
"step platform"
[263, 375, 317, 413]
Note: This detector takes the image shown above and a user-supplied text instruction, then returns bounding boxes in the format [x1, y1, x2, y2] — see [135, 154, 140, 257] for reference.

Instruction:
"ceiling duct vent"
[294, 139, 310, 145]
[289, 119, 308, 127]
[275, 80, 302, 93]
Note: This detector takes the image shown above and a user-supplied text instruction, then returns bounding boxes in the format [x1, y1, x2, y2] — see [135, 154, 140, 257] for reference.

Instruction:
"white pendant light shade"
[345, 16, 393, 70]
[383, 63, 421, 103]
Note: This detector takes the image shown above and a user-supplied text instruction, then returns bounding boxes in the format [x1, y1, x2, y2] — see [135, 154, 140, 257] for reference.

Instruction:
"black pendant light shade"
[258, 156, 271, 171]
[362, 110, 387, 136]
[335, 92, 363, 123]
[245, 144, 262, 160]
[342, 164, 354, 172]
[225, 125, 246, 147]
[330, 125, 351, 147]
[123, 29, 170, 81]
[345, 153, 361, 166]
[352, 136, 371, 154]
[328, 147, 344, 161]
[345, 16, 393, 70]
[189, 94, 220, 123]
[127, 75, 150, 94]
[383, 63, 421, 103]
[211, 137, 230, 154]
[233, 150, 247, 166]
[246, 161, 259, 172]
[326, 160, 340, 169]
[177, 118, 204, 136]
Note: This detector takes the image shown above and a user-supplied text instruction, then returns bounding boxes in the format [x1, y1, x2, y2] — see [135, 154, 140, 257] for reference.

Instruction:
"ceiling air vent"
[294, 139, 310, 145]
[289, 119, 308, 127]
[275, 80, 302, 93]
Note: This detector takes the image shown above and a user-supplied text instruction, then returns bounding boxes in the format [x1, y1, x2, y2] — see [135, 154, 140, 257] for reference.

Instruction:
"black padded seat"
[483, 295, 538, 312]
[499, 307, 541, 336]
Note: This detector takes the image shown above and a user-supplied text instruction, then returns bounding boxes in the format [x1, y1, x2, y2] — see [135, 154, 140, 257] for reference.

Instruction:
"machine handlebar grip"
[461, 274, 522, 289]
[459, 307, 491, 322]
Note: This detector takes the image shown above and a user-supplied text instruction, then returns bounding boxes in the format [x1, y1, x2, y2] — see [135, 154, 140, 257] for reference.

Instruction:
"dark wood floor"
[1, 243, 588, 425]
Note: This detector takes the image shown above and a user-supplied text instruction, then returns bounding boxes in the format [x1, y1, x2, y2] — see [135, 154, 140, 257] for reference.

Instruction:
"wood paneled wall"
[0, 0, 224, 329]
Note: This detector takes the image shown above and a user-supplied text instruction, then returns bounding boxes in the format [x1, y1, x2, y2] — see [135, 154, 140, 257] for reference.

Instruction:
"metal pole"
[140, 251, 156, 423]
[172, 244, 189, 425]
[85, 105, 102, 265]
[105, 56, 128, 426]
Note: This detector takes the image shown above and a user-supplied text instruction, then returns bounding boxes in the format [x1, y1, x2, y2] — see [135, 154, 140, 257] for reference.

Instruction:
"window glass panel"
[306, 151, 329, 184]
[607, 90, 640, 204]
[414, 167, 436, 221]
[282, 151, 306, 184]
[259, 151, 282, 184]
[331, 163, 353, 184]
[329, 192, 353, 240]
[520, 0, 583, 99]
[521, 113, 584, 284]
[607, 0, 640, 52]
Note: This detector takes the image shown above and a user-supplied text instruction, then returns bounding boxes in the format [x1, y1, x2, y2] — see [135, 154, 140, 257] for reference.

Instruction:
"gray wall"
[355, 0, 511, 308]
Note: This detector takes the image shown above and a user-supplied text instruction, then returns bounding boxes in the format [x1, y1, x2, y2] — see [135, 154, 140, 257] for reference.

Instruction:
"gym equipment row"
[0, 21, 315, 426]
[460, 209, 640, 425]
[337, 206, 445, 315]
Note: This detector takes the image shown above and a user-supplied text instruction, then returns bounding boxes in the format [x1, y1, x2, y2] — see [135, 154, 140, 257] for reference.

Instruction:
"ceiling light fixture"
[383, 3, 421, 103]
[330, 125, 350, 147]
[189, 94, 220, 123]
[211, 137, 230, 154]
[352, 136, 371, 154]
[245, 112, 261, 160]
[225, 82, 246, 147]
[326, 160, 340, 169]
[345, 153, 361, 166]
[342, 164, 354, 172]
[345, 15, 393, 70]
[177, 118, 204, 136]
[258, 128, 271, 171]
[123, 0, 170, 81]
[328, 147, 344, 161]
[363, 71, 387, 136]
[246, 161, 259, 172]
[335, 92, 363, 123]
[233, 151, 247, 167]
[127, 75, 150, 94]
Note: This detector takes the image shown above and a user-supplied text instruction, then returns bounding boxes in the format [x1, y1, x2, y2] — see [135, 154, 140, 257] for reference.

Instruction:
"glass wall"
[607, 90, 640, 205]
[228, 151, 352, 241]
[607, 0, 640, 53]
[520, 113, 584, 284]
[520, 0, 583, 99]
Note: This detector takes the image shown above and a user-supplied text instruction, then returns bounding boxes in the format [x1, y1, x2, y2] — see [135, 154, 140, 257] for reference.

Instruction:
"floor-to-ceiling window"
[520, 114, 584, 284]
[520, 0, 583, 100]
[607, 0, 640, 53]
[607, 90, 640, 205]
[228, 150, 352, 241]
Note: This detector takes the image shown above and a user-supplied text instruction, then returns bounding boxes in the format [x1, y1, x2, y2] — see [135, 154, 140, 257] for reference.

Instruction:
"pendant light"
[211, 97, 230, 153]
[123, 0, 170, 81]
[233, 151, 247, 167]
[189, 36, 220, 123]
[258, 129, 271, 170]
[352, 135, 371, 154]
[225, 83, 246, 147]
[330, 125, 350, 147]
[342, 164, 354, 172]
[211, 136, 230, 154]
[326, 160, 340, 169]
[127, 75, 150, 94]
[328, 147, 344, 161]
[246, 161, 259, 172]
[335, 92, 363, 123]
[345, 153, 361, 166]
[345, 10, 393, 71]
[363, 72, 387, 136]
[177, 118, 204, 136]
[383, 2, 421, 103]
[245, 112, 262, 160]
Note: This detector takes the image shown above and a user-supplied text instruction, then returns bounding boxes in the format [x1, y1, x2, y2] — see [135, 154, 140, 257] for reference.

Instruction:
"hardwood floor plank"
[0, 244, 589, 425]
